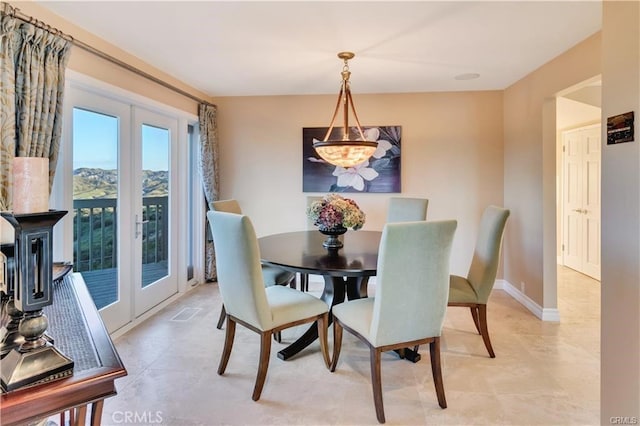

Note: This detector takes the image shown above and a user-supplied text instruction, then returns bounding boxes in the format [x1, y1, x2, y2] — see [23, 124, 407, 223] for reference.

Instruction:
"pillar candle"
[12, 157, 49, 214]
[0, 217, 14, 243]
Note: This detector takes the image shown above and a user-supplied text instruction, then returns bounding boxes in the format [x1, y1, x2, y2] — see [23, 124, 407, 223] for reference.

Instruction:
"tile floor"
[101, 266, 600, 425]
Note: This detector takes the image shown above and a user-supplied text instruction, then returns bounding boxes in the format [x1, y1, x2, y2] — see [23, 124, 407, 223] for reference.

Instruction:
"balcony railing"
[73, 196, 168, 273]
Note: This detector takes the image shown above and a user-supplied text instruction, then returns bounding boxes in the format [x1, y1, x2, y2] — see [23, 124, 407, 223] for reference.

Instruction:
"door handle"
[572, 209, 583, 213]
[135, 214, 149, 238]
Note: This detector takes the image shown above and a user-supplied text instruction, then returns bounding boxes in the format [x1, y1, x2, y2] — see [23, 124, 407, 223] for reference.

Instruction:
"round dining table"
[258, 230, 421, 362]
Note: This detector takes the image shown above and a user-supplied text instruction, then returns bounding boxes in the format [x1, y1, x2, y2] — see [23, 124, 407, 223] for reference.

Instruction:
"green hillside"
[74, 168, 168, 199]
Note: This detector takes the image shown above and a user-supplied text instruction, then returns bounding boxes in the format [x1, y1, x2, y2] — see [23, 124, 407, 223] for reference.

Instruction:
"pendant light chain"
[313, 52, 378, 168]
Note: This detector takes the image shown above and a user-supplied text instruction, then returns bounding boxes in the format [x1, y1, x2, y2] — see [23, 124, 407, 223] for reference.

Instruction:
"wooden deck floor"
[82, 261, 168, 310]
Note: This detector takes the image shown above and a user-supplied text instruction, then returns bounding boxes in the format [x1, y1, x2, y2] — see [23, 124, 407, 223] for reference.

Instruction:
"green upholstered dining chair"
[386, 197, 429, 223]
[210, 199, 296, 331]
[448, 205, 510, 358]
[343, 196, 429, 301]
[330, 220, 457, 424]
[208, 211, 330, 401]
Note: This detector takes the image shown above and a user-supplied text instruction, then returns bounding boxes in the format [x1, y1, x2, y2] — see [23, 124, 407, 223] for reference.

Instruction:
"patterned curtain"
[0, 8, 71, 210]
[198, 103, 219, 281]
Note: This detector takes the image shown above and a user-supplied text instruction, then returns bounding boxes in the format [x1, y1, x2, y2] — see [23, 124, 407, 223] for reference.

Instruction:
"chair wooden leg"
[429, 337, 447, 409]
[477, 304, 495, 358]
[216, 304, 226, 330]
[317, 313, 330, 368]
[218, 317, 236, 375]
[330, 320, 343, 372]
[369, 348, 385, 423]
[252, 331, 272, 401]
[273, 331, 282, 343]
[469, 306, 481, 334]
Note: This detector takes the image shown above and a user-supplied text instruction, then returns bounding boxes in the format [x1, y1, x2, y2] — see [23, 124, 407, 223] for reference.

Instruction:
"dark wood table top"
[258, 230, 382, 277]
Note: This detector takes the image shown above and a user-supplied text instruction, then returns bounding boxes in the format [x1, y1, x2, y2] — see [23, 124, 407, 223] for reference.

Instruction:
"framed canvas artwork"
[302, 125, 401, 193]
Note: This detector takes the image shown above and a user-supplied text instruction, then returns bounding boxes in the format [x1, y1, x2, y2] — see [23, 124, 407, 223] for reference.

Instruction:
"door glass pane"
[72, 108, 119, 310]
[141, 124, 169, 287]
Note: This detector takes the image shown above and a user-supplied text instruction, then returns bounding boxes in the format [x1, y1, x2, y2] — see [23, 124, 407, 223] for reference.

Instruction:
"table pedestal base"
[394, 348, 421, 363]
[278, 275, 355, 361]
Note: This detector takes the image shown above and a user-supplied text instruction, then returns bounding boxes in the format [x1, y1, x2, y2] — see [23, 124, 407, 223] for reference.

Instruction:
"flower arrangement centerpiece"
[306, 194, 365, 248]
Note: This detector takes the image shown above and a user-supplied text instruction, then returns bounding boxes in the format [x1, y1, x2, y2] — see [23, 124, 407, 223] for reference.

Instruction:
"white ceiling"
[36, 1, 602, 97]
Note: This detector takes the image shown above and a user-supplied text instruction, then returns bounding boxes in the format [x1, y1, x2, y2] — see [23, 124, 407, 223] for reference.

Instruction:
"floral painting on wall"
[302, 126, 401, 193]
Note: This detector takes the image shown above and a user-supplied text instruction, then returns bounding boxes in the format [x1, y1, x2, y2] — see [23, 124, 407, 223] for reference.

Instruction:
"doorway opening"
[555, 76, 602, 312]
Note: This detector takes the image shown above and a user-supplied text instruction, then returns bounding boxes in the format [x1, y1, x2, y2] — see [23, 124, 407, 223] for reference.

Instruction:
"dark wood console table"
[1, 272, 127, 425]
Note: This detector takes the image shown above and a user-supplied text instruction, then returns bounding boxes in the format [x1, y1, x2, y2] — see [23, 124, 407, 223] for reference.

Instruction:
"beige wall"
[601, 1, 640, 420]
[557, 97, 601, 131]
[503, 33, 601, 308]
[7, 1, 209, 115]
[215, 91, 504, 275]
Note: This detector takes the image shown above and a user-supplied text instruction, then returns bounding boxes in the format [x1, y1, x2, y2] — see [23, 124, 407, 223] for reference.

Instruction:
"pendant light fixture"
[313, 52, 377, 168]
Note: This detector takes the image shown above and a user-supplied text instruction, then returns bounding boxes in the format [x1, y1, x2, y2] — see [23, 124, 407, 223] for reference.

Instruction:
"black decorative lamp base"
[0, 244, 22, 357]
[0, 299, 24, 358]
[1, 342, 73, 391]
[0, 211, 73, 392]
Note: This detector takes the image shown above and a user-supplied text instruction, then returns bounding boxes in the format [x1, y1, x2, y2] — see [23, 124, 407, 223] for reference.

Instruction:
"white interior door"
[581, 128, 601, 279]
[562, 124, 601, 280]
[563, 130, 584, 272]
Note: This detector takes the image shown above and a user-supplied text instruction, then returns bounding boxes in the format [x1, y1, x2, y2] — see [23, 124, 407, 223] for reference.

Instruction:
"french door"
[65, 86, 178, 332]
[132, 108, 178, 316]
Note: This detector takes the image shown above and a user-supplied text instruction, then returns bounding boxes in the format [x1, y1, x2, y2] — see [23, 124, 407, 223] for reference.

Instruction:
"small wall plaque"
[607, 111, 634, 145]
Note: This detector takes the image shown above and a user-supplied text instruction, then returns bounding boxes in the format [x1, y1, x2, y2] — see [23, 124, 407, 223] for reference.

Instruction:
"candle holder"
[0, 211, 74, 392]
[0, 244, 24, 357]
[1, 247, 9, 336]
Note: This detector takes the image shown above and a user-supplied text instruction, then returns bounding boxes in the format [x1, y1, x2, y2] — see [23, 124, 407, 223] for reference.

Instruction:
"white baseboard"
[498, 279, 560, 322]
[493, 279, 505, 290]
[308, 275, 560, 322]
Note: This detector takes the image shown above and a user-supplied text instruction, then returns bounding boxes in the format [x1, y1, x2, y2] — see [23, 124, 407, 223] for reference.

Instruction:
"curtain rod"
[1, 2, 215, 108]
